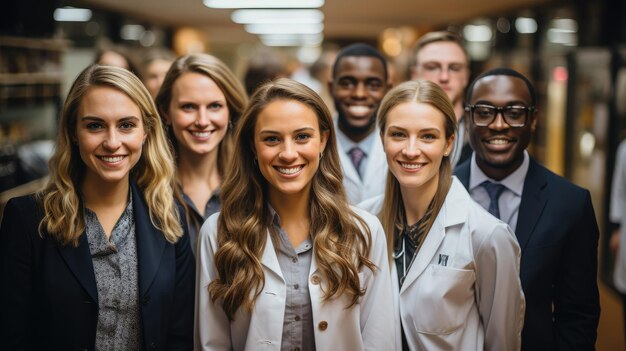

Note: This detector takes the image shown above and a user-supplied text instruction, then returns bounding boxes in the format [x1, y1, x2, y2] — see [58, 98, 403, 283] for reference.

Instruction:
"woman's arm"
[475, 222, 525, 351]
[195, 214, 232, 351]
[166, 208, 196, 350]
[0, 197, 36, 350]
[358, 214, 397, 351]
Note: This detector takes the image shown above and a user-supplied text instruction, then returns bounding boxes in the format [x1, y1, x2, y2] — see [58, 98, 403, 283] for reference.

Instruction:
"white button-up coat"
[194, 207, 396, 350]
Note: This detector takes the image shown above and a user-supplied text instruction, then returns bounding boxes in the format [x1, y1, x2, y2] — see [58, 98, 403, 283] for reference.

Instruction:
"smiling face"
[167, 72, 229, 157]
[254, 99, 328, 202]
[466, 75, 537, 180]
[412, 41, 469, 111]
[331, 56, 387, 140]
[76, 85, 146, 187]
[383, 101, 453, 197]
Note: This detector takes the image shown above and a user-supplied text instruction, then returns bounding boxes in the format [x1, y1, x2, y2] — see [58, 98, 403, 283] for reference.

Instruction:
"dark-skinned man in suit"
[455, 67, 600, 351]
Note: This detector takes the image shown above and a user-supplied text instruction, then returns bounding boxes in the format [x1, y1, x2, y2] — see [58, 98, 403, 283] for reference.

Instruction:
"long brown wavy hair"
[378, 80, 457, 259]
[40, 64, 182, 246]
[209, 78, 375, 320]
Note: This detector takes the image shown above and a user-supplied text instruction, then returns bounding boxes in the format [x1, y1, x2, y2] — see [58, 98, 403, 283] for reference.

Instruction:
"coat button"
[310, 275, 321, 285]
[142, 296, 151, 305]
[318, 321, 328, 331]
[150, 341, 156, 349]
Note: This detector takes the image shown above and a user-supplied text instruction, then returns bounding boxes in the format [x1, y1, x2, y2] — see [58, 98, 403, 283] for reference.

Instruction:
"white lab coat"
[334, 118, 388, 205]
[194, 207, 396, 351]
[359, 177, 525, 351]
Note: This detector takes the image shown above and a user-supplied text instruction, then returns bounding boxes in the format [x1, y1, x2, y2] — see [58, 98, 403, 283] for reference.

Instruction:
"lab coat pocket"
[411, 264, 475, 335]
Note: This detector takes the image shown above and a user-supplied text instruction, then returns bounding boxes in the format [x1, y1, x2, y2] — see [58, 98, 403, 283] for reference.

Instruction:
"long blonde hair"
[40, 64, 182, 246]
[378, 80, 457, 259]
[209, 78, 375, 320]
[155, 53, 248, 177]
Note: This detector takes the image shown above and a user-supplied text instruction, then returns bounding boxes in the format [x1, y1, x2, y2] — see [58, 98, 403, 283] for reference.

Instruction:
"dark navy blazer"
[455, 157, 600, 351]
[0, 183, 195, 351]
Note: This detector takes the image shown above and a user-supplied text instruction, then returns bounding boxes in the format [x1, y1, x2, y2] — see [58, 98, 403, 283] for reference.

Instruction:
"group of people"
[0, 30, 601, 351]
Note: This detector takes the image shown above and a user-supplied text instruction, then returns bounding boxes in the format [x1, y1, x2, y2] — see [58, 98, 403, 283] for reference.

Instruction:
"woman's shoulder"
[3, 193, 43, 219]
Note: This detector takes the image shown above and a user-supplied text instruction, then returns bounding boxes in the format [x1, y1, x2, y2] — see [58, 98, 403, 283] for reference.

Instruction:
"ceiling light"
[53, 7, 92, 22]
[204, 0, 324, 9]
[515, 17, 538, 34]
[232, 9, 323, 24]
[245, 23, 323, 35]
[260, 33, 323, 46]
[549, 18, 578, 33]
[463, 24, 492, 42]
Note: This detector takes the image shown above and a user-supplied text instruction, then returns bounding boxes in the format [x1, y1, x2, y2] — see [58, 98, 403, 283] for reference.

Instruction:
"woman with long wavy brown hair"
[0, 64, 194, 350]
[195, 78, 395, 350]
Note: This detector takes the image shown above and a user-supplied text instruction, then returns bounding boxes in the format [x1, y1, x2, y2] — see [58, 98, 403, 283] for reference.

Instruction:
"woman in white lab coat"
[363, 80, 524, 351]
[195, 78, 395, 351]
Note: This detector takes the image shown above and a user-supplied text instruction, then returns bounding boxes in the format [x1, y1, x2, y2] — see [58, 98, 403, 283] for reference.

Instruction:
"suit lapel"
[260, 231, 285, 281]
[399, 209, 446, 295]
[515, 159, 548, 252]
[57, 233, 99, 303]
[454, 158, 471, 190]
[133, 182, 166, 296]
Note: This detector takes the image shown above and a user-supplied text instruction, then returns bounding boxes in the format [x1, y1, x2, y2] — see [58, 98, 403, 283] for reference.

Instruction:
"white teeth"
[101, 156, 124, 162]
[192, 131, 211, 137]
[488, 139, 509, 145]
[347, 105, 371, 117]
[277, 166, 303, 174]
[401, 162, 423, 169]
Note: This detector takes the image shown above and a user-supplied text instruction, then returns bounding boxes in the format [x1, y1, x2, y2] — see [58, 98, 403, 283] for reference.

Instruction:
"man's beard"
[336, 106, 377, 138]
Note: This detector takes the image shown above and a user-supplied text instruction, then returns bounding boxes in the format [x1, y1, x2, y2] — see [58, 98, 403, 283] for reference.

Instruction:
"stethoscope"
[393, 234, 417, 286]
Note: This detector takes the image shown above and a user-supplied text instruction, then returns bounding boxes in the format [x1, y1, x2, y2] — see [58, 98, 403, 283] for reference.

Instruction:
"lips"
[483, 136, 515, 151]
[98, 155, 125, 163]
[275, 165, 304, 175]
[190, 130, 214, 139]
[346, 105, 373, 117]
[398, 161, 425, 172]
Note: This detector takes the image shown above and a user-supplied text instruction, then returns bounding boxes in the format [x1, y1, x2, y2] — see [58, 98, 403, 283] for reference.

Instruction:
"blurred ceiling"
[76, 0, 552, 43]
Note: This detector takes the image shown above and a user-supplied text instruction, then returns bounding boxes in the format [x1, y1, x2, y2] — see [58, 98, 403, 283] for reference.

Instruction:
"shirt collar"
[469, 150, 529, 196]
[335, 119, 379, 155]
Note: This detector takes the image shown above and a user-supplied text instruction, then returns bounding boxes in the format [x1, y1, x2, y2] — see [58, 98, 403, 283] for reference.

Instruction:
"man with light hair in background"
[410, 31, 472, 168]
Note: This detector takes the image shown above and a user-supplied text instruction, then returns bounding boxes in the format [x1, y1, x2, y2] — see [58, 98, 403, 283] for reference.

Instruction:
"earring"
[319, 151, 324, 159]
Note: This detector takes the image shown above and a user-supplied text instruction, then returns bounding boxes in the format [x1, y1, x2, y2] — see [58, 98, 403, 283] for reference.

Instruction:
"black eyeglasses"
[465, 104, 535, 128]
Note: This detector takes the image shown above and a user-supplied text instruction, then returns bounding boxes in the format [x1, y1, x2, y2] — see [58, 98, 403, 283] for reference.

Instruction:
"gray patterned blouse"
[85, 196, 142, 351]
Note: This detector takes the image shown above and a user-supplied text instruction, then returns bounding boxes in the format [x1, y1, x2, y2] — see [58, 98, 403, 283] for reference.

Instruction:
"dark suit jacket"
[455, 157, 600, 351]
[0, 183, 195, 351]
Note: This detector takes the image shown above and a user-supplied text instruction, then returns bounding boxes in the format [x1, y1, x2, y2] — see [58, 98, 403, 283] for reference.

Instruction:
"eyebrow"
[387, 125, 441, 133]
[258, 127, 316, 135]
[80, 116, 141, 122]
[473, 100, 530, 106]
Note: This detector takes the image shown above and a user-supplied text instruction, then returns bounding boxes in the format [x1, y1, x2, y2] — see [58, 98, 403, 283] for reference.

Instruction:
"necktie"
[481, 180, 506, 219]
[348, 147, 366, 178]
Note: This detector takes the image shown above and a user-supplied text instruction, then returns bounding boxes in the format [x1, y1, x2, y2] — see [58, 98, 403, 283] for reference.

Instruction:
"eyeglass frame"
[464, 104, 535, 128]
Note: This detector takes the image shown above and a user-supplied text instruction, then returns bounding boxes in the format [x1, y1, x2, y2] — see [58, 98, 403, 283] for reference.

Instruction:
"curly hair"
[209, 78, 375, 320]
[40, 64, 182, 246]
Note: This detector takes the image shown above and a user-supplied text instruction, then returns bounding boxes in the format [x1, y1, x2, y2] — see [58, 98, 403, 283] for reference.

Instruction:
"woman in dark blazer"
[0, 64, 195, 351]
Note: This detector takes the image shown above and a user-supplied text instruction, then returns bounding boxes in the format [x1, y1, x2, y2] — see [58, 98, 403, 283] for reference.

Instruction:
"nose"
[279, 139, 298, 162]
[438, 67, 450, 82]
[353, 82, 366, 99]
[195, 108, 210, 128]
[488, 111, 509, 131]
[402, 138, 421, 158]
[103, 129, 121, 150]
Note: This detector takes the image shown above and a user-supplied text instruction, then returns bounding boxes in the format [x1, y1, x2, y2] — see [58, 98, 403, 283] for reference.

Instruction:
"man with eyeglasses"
[455, 68, 600, 351]
[410, 31, 472, 168]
